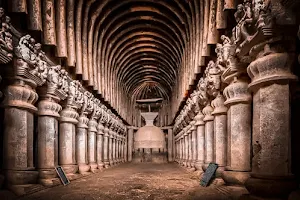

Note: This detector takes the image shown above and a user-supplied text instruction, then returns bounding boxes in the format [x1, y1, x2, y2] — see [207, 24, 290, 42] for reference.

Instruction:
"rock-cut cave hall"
[0, 0, 299, 199]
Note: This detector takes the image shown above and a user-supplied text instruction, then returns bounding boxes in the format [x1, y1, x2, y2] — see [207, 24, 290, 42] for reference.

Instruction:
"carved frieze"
[0, 8, 13, 63]
[14, 35, 48, 85]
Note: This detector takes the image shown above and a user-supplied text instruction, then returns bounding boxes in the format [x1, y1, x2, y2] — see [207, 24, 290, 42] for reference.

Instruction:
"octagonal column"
[59, 101, 79, 175]
[183, 129, 188, 167]
[112, 132, 116, 165]
[222, 78, 252, 185]
[127, 127, 133, 162]
[87, 118, 98, 172]
[124, 135, 128, 162]
[3, 78, 39, 188]
[76, 113, 90, 174]
[108, 130, 114, 166]
[96, 123, 104, 170]
[245, 50, 298, 198]
[195, 111, 205, 172]
[202, 103, 214, 171]
[115, 135, 119, 164]
[191, 121, 197, 170]
[180, 134, 184, 165]
[37, 88, 62, 186]
[103, 127, 110, 168]
[167, 128, 174, 162]
[211, 94, 228, 178]
[187, 126, 193, 168]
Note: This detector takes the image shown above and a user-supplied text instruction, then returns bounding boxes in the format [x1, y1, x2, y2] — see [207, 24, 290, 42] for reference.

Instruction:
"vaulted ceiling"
[8, 0, 211, 125]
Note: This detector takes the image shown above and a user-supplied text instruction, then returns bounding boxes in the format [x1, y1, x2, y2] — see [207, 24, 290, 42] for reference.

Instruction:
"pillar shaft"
[195, 112, 205, 171]
[103, 127, 109, 168]
[109, 131, 113, 166]
[188, 131, 193, 168]
[191, 126, 197, 168]
[88, 119, 98, 172]
[127, 128, 133, 162]
[167, 129, 173, 162]
[203, 104, 214, 170]
[96, 123, 104, 170]
[211, 94, 228, 169]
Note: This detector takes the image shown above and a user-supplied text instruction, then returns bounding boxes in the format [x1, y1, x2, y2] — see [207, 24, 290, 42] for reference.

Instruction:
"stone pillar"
[115, 135, 119, 164]
[202, 103, 214, 171]
[167, 128, 174, 162]
[195, 111, 205, 172]
[222, 78, 252, 185]
[109, 130, 114, 166]
[187, 126, 193, 168]
[87, 118, 98, 173]
[183, 128, 188, 167]
[127, 128, 133, 162]
[120, 137, 124, 162]
[211, 94, 228, 178]
[191, 121, 197, 170]
[180, 134, 184, 165]
[76, 113, 90, 174]
[3, 79, 39, 189]
[103, 127, 110, 168]
[59, 101, 79, 175]
[124, 134, 128, 162]
[37, 89, 62, 186]
[245, 50, 298, 198]
[96, 123, 104, 170]
[112, 132, 116, 165]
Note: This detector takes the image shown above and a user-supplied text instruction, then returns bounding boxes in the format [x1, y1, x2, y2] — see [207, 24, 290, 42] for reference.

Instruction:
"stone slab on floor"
[6, 163, 247, 200]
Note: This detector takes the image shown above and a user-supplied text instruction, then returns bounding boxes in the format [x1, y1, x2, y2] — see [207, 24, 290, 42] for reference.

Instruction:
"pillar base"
[104, 161, 110, 168]
[38, 169, 59, 186]
[89, 163, 99, 173]
[222, 170, 250, 185]
[7, 184, 44, 196]
[4, 170, 38, 185]
[202, 163, 209, 171]
[244, 174, 298, 199]
[60, 164, 78, 175]
[78, 164, 90, 174]
[39, 178, 60, 187]
[194, 162, 204, 171]
[109, 161, 114, 166]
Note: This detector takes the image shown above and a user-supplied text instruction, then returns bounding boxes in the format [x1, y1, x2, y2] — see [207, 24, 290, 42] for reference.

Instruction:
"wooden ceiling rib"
[8, 0, 204, 124]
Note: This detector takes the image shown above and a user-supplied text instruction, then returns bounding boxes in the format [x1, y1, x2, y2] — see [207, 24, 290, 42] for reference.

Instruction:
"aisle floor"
[17, 163, 247, 200]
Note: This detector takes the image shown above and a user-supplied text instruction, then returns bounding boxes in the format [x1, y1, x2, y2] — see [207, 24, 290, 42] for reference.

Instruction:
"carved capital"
[194, 111, 205, 126]
[3, 83, 38, 112]
[60, 106, 79, 124]
[247, 52, 297, 91]
[77, 115, 89, 128]
[202, 104, 214, 122]
[38, 99, 62, 117]
[97, 123, 105, 135]
[0, 8, 13, 63]
[14, 35, 49, 86]
[88, 119, 98, 132]
[223, 79, 252, 106]
[211, 94, 228, 115]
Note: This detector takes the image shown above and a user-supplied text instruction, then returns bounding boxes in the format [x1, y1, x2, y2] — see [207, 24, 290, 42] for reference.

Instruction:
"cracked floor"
[17, 163, 247, 200]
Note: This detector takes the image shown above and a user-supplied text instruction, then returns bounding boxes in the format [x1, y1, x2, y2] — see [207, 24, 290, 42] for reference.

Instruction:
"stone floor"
[7, 163, 248, 200]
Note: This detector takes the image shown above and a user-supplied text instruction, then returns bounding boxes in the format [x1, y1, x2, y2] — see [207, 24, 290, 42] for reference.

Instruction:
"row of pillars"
[1, 79, 129, 192]
[174, 50, 298, 199]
